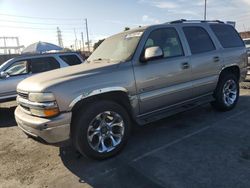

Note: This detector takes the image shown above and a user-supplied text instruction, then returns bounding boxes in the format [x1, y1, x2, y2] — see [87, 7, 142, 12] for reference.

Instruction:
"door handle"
[181, 62, 190, 69]
[213, 56, 220, 62]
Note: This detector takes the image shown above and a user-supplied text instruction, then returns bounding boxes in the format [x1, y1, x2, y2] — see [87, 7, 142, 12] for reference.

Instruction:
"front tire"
[211, 73, 239, 111]
[72, 100, 131, 160]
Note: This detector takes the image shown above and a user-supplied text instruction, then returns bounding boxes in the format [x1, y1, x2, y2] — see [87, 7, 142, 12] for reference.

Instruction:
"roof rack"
[167, 19, 224, 24]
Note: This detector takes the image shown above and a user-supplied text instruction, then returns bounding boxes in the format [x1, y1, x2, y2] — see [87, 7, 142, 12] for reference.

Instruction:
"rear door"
[0, 59, 29, 99]
[182, 25, 222, 97]
[29, 57, 60, 74]
[133, 27, 193, 114]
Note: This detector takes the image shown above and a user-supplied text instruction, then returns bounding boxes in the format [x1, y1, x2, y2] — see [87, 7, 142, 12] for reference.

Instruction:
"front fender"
[68, 87, 128, 110]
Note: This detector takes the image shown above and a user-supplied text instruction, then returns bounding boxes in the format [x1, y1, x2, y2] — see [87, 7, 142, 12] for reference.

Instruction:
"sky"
[0, 0, 250, 50]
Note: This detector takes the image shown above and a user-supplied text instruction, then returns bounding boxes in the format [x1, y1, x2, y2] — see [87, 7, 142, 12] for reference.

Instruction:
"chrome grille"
[17, 91, 28, 99]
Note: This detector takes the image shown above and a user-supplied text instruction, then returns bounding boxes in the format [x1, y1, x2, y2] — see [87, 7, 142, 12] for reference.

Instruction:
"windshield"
[0, 58, 13, 70]
[88, 30, 144, 63]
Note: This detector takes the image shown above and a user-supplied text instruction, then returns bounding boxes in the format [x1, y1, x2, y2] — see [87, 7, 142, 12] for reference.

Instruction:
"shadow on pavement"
[0, 107, 17, 128]
[59, 94, 250, 187]
[59, 104, 217, 188]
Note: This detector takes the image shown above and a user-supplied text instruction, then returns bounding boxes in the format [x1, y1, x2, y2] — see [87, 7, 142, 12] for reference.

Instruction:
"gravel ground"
[0, 88, 250, 188]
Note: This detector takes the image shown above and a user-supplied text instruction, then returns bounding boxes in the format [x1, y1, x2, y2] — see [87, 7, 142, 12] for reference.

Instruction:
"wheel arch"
[219, 65, 240, 81]
[70, 87, 136, 122]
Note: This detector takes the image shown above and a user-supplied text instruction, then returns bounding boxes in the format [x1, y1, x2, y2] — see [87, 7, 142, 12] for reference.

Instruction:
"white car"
[0, 52, 85, 102]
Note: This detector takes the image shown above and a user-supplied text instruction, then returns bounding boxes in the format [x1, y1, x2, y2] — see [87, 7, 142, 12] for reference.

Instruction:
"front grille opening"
[17, 91, 28, 99]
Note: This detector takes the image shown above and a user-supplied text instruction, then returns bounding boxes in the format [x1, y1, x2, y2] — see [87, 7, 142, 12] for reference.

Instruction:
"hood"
[17, 61, 120, 92]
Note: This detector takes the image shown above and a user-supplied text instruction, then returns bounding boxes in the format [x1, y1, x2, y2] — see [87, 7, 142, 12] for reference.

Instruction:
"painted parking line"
[132, 109, 247, 162]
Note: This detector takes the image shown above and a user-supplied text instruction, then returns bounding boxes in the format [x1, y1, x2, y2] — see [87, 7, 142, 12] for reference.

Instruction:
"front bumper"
[15, 106, 72, 144]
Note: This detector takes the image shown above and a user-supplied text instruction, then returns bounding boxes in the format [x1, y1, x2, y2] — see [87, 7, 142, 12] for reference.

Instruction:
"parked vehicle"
[15, 20, 247, 159]
[243, 38, 250, 49]
[243, 38, 250, 80]
[0, 52, 84, 102]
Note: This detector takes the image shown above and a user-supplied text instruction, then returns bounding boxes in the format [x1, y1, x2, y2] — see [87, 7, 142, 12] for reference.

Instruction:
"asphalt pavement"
[0, 89, 250, 188]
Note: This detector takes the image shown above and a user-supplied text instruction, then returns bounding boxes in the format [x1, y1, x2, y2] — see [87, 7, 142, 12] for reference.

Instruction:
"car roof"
[118, 20, 227, 35]
[11, 52, 80, 60]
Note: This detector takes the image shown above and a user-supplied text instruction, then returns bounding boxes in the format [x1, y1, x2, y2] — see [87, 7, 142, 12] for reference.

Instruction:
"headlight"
[29, 93, 56, 102]
[27, 92, 59, 117]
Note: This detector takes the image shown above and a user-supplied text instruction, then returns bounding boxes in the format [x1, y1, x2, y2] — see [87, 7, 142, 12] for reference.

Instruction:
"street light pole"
[204, 0, 207, 20]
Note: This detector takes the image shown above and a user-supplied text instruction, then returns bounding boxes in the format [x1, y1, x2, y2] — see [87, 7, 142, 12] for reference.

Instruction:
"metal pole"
[81, 32, 85, 51]
[204, 0, 207, 20]
[74, 28, 78, 50]
[3, 37, 6, 54]
[85, 19, 90, 52]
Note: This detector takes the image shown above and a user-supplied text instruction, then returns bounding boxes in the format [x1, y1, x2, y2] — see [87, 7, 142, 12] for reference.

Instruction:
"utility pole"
[3, 37, 6, 54]
[81, 32, 85, 51]
[85, 19, 90, 52]
[204, 0, 207, 20]
[57, 27, 63, 48]
[74, 28, 78, 51]
[16, 37, 20, 53]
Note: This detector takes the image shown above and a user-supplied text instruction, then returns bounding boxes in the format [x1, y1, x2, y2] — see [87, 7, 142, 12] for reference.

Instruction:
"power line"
[0, 13, 83, 20]
[0, 25, 84, 31]
[0, 19, 82, 26]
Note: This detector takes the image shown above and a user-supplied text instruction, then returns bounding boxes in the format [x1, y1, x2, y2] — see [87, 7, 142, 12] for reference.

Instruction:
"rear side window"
[30, 57, 60, 73]
[59, 55, 82, 66]
[183, 26, 215, 54]
[210, 24, 244, 48]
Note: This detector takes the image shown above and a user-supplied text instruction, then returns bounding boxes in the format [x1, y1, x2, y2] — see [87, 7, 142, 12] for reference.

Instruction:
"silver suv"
[0, 52, 84, 102]
[15, 20, 248, 159]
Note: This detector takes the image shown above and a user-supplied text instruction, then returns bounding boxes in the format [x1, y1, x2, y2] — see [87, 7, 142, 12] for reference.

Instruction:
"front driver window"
[5, 60, 28, 76]
[145, 28, 184, 58]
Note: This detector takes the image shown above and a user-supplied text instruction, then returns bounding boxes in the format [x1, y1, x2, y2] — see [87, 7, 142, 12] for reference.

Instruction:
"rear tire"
[72, 100, 131, 160]
[211, 73, 239, 111]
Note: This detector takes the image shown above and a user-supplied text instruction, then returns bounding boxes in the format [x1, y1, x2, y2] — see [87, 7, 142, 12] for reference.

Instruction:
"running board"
[136, 95, 214, 125]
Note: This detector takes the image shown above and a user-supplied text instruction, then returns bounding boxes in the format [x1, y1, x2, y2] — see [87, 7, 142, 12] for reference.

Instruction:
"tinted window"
[59, 55, 82, 66]
[210, 24, 244, 48]
[183, 26, 215, 54]
[244, 39, 250, 46]
[30, 57, 60, 73]
[5, 60, 28, 76]
[145, 28, 184, 58]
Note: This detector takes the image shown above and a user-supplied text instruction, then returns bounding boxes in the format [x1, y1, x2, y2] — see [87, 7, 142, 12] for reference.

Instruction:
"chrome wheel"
[223, 79, 237, 107]
[87, 111, 125, 153]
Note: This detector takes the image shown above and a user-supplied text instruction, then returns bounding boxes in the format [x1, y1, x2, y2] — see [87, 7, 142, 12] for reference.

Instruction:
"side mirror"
[0, 71, 8, 79]
[142, 46, 163, 62]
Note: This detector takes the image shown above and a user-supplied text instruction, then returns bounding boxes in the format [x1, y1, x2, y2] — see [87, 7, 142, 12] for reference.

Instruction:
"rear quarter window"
[210, 24, 244, 48]
[59, 55, 82, 66]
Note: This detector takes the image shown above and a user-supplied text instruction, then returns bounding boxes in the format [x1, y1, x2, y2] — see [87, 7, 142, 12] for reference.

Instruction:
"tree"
[93, 39, 105, 51]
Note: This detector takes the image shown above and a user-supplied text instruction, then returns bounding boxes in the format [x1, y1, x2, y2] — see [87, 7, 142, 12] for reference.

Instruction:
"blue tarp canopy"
[22, 41, 62, 54]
